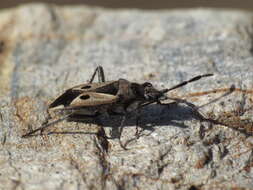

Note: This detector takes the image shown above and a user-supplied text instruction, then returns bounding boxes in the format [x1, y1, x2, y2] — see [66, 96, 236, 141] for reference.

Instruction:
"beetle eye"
[143, 82, 152, 87]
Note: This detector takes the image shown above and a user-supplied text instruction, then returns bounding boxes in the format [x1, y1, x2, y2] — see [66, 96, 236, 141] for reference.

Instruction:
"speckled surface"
[0, 4, 253, 190]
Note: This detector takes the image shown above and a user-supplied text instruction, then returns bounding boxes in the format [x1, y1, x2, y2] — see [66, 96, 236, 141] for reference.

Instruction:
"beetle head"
[142, 82, 167, 101]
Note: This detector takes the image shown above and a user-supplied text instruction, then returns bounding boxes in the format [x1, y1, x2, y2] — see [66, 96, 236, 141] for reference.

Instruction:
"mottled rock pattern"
[0, 4, 253, 190]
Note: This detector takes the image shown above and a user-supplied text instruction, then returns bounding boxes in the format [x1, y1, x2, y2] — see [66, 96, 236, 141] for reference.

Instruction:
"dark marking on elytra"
[80, 95, 90, 100]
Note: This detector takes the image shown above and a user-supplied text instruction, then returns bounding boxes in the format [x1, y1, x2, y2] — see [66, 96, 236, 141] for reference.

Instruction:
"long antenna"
[21, 114, 71, 138]
[161, 74, 213, 94]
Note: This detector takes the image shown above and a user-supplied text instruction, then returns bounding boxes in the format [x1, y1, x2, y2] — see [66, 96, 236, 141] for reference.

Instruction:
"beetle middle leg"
[117, 111, 144, 150]
[118, 114, 128, 150]
[89, 66, 105, 83]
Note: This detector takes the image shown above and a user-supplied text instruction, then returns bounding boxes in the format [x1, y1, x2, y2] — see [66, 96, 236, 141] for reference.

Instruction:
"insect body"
[22, 66, 213, 149]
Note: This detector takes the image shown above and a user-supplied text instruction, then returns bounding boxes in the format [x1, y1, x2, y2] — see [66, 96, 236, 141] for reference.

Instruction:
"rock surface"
[0, 4, 253, 190]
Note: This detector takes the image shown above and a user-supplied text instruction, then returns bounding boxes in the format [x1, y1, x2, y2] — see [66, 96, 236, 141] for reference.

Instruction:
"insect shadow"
[44, 100, 214, 138]
[42, 102, 198, 143]
[64, 103, 192, 128]
[45, 83, 247, 141]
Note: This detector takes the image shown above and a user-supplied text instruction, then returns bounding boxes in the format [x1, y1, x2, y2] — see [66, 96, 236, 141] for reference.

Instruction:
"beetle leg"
[89, 66, 106, 83]
[134, 109, 144, 138]
[39, 108, 53, 135]
[118, 114, 128, 150]
[22, 114, 71, 138]
[95, 125, 109, 153]
[166, 97, 208, 121]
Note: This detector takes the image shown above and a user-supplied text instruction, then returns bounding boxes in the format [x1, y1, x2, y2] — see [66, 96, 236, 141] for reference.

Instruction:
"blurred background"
[1, 0, 253, 10]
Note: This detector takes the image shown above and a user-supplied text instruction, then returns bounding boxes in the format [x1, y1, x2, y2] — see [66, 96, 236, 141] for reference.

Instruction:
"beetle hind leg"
[89, 66, 106, 83]
[134, 111, 144, 138]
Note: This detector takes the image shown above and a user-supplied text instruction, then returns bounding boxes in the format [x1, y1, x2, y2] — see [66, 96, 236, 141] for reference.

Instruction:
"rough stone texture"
[0, 3, 253, 190]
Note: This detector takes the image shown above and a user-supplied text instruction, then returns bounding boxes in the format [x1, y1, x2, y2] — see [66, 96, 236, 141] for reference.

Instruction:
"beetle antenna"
[161, 74, 213, 94]
[21, 114, 71, 138]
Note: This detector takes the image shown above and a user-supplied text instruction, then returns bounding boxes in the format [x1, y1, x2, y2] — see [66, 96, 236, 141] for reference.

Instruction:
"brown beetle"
[22, 66, 213, 149]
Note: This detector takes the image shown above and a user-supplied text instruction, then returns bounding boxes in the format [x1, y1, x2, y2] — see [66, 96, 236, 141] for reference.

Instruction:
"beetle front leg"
[89, 66, 106, 83]
[166, 97, 207, 120]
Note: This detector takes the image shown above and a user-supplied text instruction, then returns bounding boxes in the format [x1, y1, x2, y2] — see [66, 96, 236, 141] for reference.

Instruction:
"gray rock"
[0, 3, 253, 190]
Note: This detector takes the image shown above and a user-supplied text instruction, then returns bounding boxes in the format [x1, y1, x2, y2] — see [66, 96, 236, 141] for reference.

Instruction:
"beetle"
[22, 66, 213, 149]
